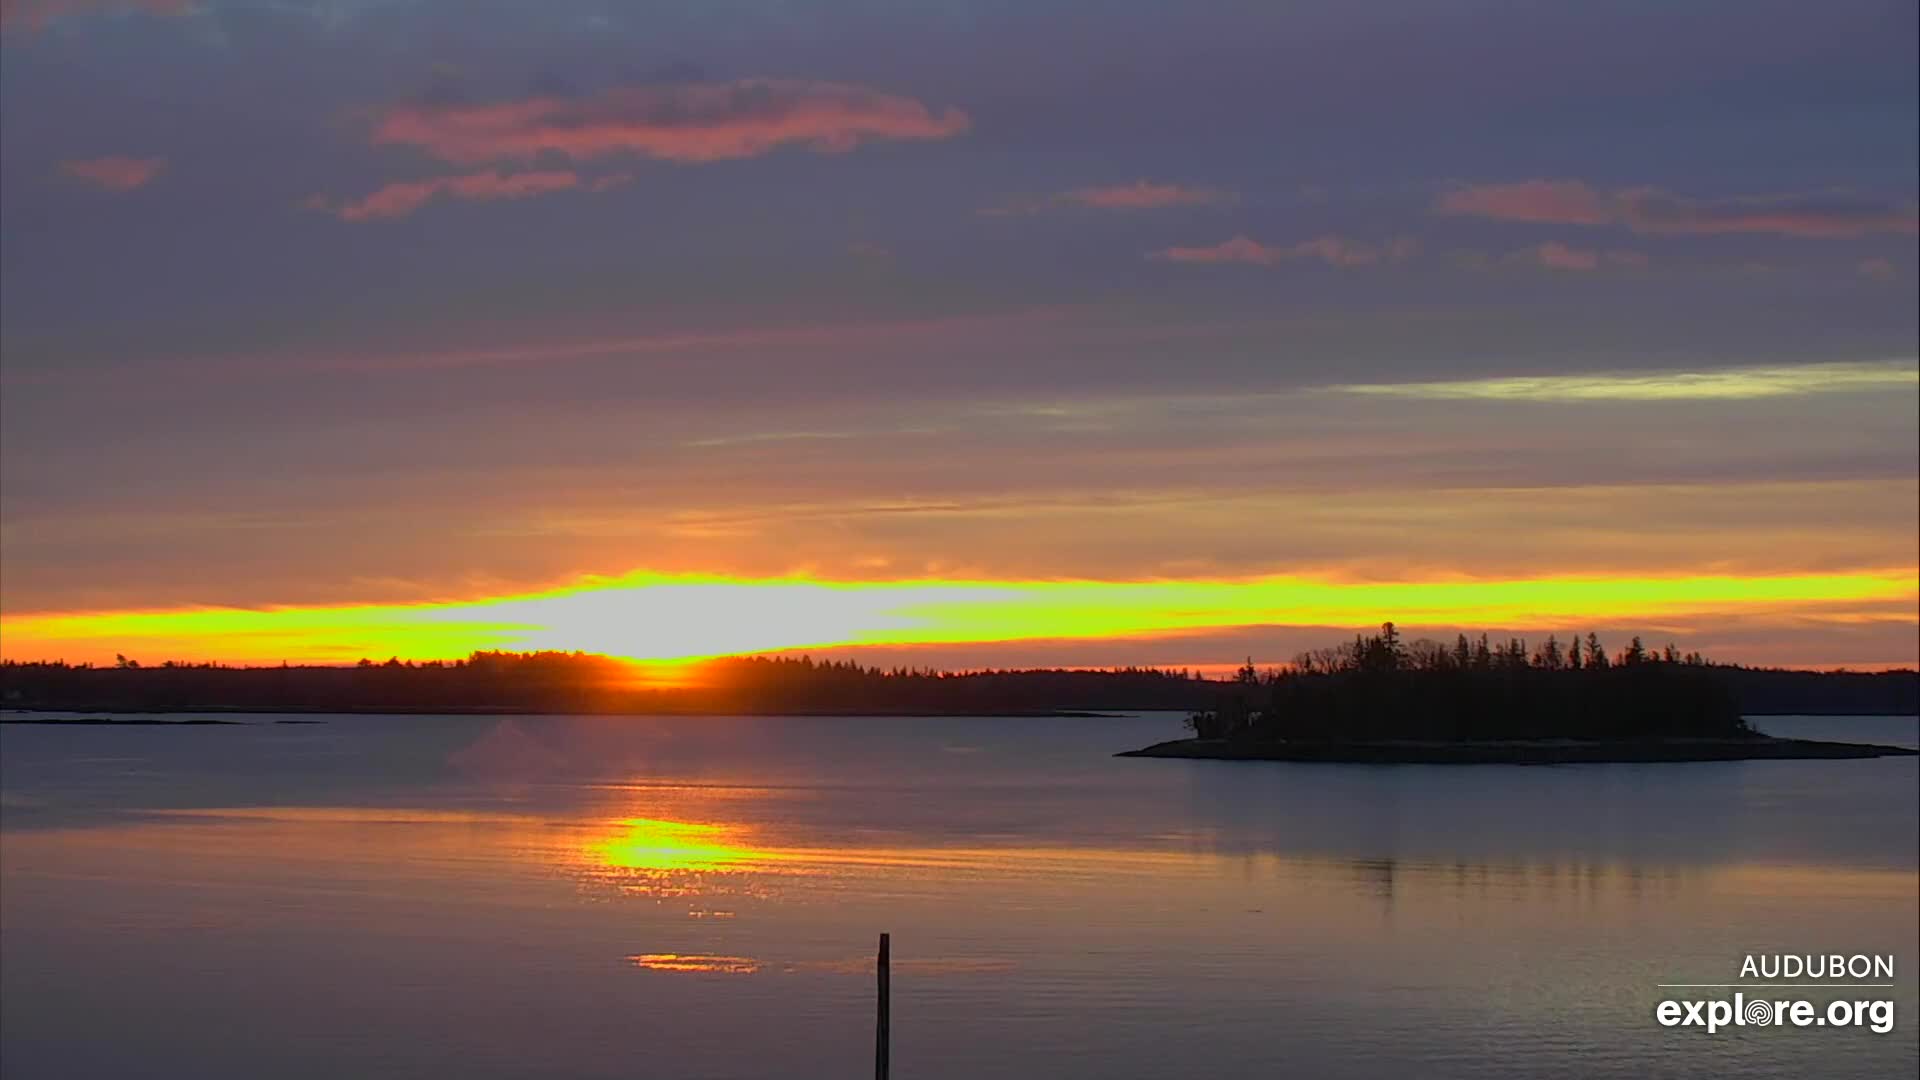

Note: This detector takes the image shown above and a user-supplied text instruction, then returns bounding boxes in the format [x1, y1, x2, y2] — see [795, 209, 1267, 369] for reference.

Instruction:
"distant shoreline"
[1118, 735, 1920, 764]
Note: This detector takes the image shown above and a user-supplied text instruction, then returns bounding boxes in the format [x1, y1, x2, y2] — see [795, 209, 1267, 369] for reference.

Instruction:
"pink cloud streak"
[367, 80, 970, 166]
[1438, 179, 1614, 225]
[1, 0, 191, 30]
[1152, 234, 1417, 268]
[1062, 180, 1233, 210]
[1439, 179, 1919, 238]
[981, 180, 1233, 216]
[307, 169, 621, 222]
[1510, 241, 1649, 271]
[58, 156, 166, 191]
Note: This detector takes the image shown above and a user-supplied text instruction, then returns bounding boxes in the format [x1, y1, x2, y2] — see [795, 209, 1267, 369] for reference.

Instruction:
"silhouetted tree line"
[1186, 623, 1918, 742]
[1, 633, 1911, 717]
[0, 652, 1212, 715]
[689, 655, 1212, 713]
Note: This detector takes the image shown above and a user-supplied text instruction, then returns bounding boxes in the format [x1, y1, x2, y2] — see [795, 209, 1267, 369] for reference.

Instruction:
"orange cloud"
[307, 169, 606, 222]
[367, 80, 970, 166]
[1439, 179, 1919, 237]
[58, 155, 165, 191]
[1, 0, 190, 30]
[1153, 234, 1416, 268]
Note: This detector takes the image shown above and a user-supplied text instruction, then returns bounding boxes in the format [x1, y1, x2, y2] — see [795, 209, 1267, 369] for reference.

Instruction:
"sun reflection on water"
[627, 953, 761, 975]
[579, 815, 820, 899]
[591, 818, 761, 872]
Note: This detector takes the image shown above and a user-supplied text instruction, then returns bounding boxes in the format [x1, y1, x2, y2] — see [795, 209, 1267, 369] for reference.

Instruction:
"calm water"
[2, 712, 1916, 1079]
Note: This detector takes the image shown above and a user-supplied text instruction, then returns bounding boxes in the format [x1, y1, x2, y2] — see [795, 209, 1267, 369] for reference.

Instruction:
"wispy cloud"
[1437, 179, 1614, 225]
[1152, 234, 1416, 268]
[1068, 180, 1234, 209]
[1508, 241, 1649, 271]
[305, 169, 627, 221]
[58, 155, 166, 191]
[1858, 257, 1897, 280]
[56, 308, 1071, 379]
[1438, 179, 1919, 238]
[1325, 360, 1919, 402]
[983, 180, 1234, 216]
[680, 430, 864, 450]
[367, 79, 970, 166]
[1, 0, 191, 31]
[1622, 187, 1920, 237]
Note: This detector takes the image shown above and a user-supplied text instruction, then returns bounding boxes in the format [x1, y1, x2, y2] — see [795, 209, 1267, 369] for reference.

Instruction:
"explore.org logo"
[1656, 954, 1896, 1035]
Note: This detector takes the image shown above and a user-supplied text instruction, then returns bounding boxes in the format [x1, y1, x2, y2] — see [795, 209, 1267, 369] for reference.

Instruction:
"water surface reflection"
[1, 713, 1913, 1080]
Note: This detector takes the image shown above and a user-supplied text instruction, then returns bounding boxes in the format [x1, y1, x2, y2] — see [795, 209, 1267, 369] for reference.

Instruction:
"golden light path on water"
[585, 816, 1203, 881]
[593, 818, 773, 874]
[14, 802, 1913, 991]
[55, 805, 1915, 945]
[2, 569, 1915, 665]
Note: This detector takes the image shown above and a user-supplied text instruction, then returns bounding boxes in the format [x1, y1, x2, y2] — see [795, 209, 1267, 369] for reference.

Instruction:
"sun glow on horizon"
[0, 568, 1914, 668]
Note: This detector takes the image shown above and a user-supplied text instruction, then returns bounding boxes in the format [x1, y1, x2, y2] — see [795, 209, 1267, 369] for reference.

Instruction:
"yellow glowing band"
[1327, 359, 1919, 402]
[1, 569, 1914, 665]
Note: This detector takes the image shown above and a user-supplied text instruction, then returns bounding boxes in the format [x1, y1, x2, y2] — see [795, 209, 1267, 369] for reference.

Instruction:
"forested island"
[0, 629, 1915, 727]
[1120, 624, 1918, 764]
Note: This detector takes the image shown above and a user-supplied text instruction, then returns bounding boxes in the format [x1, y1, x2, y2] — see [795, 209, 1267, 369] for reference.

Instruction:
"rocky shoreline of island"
[1117, 735, 1919, 764]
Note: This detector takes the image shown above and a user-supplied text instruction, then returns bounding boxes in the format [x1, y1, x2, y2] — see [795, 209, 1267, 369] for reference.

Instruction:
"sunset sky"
[1, 1, 1915, 670]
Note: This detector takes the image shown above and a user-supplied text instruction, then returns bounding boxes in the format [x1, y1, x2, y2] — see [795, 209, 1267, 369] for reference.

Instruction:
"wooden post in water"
[875, 932, 891, 1080]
